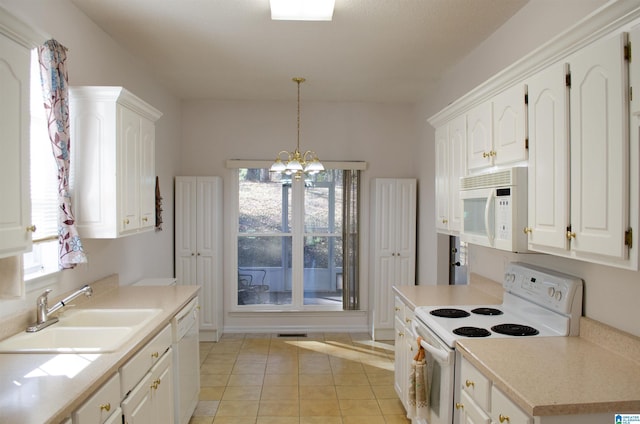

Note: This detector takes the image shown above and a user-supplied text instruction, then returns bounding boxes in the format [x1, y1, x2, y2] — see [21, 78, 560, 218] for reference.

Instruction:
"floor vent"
[277, 333, 307, 338]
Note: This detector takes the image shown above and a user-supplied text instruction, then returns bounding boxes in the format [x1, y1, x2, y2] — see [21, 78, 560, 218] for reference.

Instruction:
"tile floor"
[189, 332, 411, 424]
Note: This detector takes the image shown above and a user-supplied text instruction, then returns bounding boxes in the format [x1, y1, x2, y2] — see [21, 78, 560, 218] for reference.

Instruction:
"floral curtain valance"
[37, 39, 87, 269]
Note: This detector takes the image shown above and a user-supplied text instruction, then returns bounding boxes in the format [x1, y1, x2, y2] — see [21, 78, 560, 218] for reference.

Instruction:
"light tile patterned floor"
[189, 333, 411, 424]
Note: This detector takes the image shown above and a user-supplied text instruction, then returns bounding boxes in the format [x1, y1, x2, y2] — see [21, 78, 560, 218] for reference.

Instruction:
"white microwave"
[459, 167, 528, 252]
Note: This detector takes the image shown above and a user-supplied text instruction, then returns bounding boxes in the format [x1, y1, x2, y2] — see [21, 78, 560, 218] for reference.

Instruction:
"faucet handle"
[38, 289, 53, 303]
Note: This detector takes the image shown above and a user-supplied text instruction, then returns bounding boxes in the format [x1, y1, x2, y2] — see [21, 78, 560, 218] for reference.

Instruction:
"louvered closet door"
[569, 33, 629, 259]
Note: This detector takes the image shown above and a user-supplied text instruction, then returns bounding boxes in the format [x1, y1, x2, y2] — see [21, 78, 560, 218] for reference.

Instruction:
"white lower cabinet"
[122, 348, 174, 424]
[72, 373, 122, 424]
[393, 296, 419, 416]
[457, 357, 611, 424]
[120, 324, 174, 424]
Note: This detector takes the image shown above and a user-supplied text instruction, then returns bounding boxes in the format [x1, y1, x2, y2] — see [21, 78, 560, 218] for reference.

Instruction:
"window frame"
[227, 160, 366, 312]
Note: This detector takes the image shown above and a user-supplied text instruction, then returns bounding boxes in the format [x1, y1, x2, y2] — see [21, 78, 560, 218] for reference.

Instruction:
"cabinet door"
[493, 83, 527, 165]
[196, 177, 222, 333]
[0, 32, 31, 258]
[150, 349, 174, 422]
[457, 390, 490, 424]
[139, 117, 155, 230]
[394, 314, 408, 409]
[121, 373, 154, 424]
[119, 105, 141, 234]
[395, 180, 417, 283]
[175, 177, 197, 286]
[435, 125, 450, 231]
[448, 115, 466, 232]
[527, 61, 570, 250]
[569, 33, 629, 259]
[466, 101, 493, 171]
[72, 373, 121, 424]
[631, 25, 640, 115]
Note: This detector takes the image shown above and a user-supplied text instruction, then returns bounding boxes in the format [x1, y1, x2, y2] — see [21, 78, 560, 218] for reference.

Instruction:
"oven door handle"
[411, 321, 452, 364]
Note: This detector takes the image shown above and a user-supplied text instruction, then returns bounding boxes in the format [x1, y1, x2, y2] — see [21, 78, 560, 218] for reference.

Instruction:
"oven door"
[411, 320, 455, 424]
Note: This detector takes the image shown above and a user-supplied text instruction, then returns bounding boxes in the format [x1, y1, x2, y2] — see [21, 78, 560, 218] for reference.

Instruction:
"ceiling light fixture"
[269, 0, 335, 21]
[270, 77, 324, 180]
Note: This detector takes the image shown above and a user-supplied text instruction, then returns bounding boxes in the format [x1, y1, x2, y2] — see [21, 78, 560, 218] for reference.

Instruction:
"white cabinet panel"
[175, 176, 223, 341]
[0, 29, 32, 258]
[435, 116, 466, 234]
[526, 61, 570, 251]
[467, 102, 493, 171]
[72, 373, 121, 424]
[493, 84, 527, 166]
[569, 33, 629, 260]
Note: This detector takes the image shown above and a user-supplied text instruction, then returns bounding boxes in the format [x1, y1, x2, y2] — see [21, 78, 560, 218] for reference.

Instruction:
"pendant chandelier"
[270, 77, 324, 180]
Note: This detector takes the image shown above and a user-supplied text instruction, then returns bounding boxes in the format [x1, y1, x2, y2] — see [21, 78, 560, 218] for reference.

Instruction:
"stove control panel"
[503, 262, 583, 315]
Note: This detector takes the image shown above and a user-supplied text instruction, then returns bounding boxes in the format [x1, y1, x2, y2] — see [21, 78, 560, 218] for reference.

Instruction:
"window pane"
[303, 236, 343, 305]
[238, 235, 292, 305]
[238, 169, 291, 233]
[305, 170, 342, 234]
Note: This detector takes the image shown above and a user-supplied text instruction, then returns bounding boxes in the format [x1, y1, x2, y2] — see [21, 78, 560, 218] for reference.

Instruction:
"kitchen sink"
[0, 326, 134, 353]
[0, 308, 162, 353]
[57, 308, 162, 327]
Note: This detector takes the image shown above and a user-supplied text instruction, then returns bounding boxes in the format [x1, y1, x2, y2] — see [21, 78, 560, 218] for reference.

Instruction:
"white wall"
[0, 0, 182, 319]
[180, 99, 420, 329]
[418, 0, 640, 337]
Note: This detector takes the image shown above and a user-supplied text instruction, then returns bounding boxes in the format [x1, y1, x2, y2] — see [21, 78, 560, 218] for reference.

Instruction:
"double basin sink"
[0, 308, 162, 354]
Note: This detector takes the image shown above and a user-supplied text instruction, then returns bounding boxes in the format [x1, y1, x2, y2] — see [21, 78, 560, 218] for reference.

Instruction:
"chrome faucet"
[26, 285, 93, 332]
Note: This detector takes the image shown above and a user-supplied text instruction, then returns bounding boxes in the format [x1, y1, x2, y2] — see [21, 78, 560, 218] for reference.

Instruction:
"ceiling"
[70, 0, 529, 103]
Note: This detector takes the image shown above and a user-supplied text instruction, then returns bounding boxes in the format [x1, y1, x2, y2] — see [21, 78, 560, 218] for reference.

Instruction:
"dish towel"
[407, 336, 429, 420]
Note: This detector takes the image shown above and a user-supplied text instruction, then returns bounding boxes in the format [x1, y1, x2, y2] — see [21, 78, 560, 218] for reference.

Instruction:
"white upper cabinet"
[70, 86, 162, 238]
[435, 115, 466, 234]
[493, 84, 528, 166]
[467, 84, 527, 172]
[526, 61, 570, 251]
[568, 33, 629, 261]
[466, 101, 493, 171]
[0, 17, 33, 259]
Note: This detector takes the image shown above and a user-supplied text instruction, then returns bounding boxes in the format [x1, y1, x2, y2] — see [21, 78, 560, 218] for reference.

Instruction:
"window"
[236, 168, 360, 310]
[23, 49, 59, 281]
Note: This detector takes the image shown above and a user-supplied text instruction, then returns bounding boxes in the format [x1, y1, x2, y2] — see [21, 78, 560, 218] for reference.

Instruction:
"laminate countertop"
[0, 278, 199, 424]
[392, 274, 503, 310]
[456, 317, 640, 417]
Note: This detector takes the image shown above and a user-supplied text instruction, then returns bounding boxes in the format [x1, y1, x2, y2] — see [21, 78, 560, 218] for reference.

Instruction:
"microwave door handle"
[411, 321, 452, 364]
[485, 189, 495, 246]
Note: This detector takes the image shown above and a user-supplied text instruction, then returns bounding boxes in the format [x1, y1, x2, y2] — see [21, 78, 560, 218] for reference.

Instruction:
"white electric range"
[408, 262, 583, 424]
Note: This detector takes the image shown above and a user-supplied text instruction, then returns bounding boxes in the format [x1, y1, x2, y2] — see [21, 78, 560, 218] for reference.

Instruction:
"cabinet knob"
[465, 379, 475, 388]
[442, 219, 448, 224]
[142, 217, 148, 222]
[26, 225, 37, 233]
[566, 231, 576, 240]
[523, 227, 532, 234]
[405, 317, 412, 323]
[124, 218, 130, 225]
[151, 352, 159, 358]
[499, 414, 510, 423]
[395, 307, 401, 312]
[490, 150, 497, 157]
[482, 152, 489, 158]
[99, 403, 111, 412]
[398, 331, 404, 337]
[455, 402, 464, 410]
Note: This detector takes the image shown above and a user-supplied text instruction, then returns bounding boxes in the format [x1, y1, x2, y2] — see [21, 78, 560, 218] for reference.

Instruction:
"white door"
[139, 117, 155, 230]
[196, 177, 219, 332]
[569, 33, 629, 259]
[394, 179, 417, 286]
[175, 177, 197, 286]
[119, 105, 141, 234]
[435, 125, 450, 231]
[0, 33, 31, 257]
[527, 61, 570, 251]
[448, 115, 466, 233]
[466, 101, 493, 171]
[493, 83, 527, 166]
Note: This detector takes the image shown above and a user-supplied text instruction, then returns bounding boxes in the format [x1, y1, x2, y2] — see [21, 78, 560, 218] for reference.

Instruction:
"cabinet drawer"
[491, 386, 532, 424]
[458, 390, 491, 424]
[72, 373, 121, 424]
[120, 324, 171, 396]
[460, 358, 491, 410]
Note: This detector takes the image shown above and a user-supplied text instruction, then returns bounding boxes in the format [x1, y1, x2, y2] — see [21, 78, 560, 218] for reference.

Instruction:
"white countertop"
[0, 284, 199, 424]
